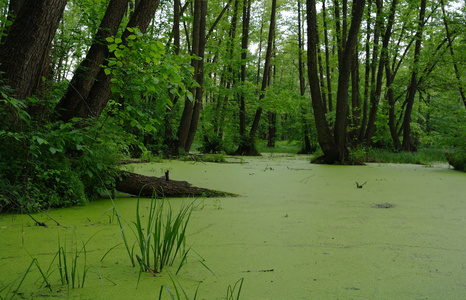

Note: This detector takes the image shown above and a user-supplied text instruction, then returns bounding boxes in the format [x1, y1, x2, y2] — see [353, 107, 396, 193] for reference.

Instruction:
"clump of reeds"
[108, 196, 194, 277]
[56, 237, 90, 289]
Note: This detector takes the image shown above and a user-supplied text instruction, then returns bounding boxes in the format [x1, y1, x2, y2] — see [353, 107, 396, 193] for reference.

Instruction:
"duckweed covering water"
[1, 155, 466, 299]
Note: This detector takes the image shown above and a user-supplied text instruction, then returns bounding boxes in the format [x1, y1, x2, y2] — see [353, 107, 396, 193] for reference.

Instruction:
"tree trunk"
[0, 0, 67, 101]
[163, 0, 181, 156]
[184, 0, 207, 152]
[177, 0, 203, 152]
[116, 171, 235, 198]
[55, 0, 129, 122]
[267, 112, 276, 148]
[297, 0, 313, 154]
[322, 0, 333, 113]
[362, 0, 382, 144]
[333, 0, 365, 161]
[358, 0, 372, 141]
[441, 0, 466, 109]
[59, 0, 159, 122]
[363, 0, 397, 146]
[307, 0, 337, 163]
[1, 0, 26, 44]
[235, 0, 276, 155]
[238, 0, 251, 138]
[401, 0, 426, 151]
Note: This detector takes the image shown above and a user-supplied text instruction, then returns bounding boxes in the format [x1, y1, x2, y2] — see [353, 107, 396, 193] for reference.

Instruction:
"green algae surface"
[1, 155, 466, 299]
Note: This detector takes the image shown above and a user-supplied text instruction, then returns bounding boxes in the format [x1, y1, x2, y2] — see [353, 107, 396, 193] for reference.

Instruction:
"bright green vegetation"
[119, 198, 193, 276]
[366, 147, 447, 165]
[1, 0, 465, 211]
[1, 156, 466, 298]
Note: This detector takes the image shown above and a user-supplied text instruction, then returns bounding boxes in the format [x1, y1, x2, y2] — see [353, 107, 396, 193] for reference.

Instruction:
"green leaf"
[108, 44, 118, 52]
[144, 124, 155, 132]
[36, 137, 46, 145]
[115, 37, 122, 44]
[105, 37, 114, 43]
[104, 68, 111, 75]
[49, 147, 58, 154]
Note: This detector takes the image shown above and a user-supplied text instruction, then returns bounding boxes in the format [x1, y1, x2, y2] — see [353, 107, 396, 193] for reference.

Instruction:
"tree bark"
[55, 0, 129, 122]
[116, 171, 235, 197]
[235, 0, 276, 156]
[362, 0, 382, 144]
[0, 0, 67, 100]
[307, 0, 337, 163]
[363, 0, 397, 146]
[56, 0, 160, 122]
[184, 0, 207, 152]
[333, 0, 365, 161]
[238, 0, 251, 138]
[440, 0, 466, 109]
[322, 0, 333, 112]
[401, 0, 426, 151]
[297, 0, 313, 154]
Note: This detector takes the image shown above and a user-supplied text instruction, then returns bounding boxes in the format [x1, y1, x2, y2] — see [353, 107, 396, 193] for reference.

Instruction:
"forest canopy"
[0, 0, 465, 212]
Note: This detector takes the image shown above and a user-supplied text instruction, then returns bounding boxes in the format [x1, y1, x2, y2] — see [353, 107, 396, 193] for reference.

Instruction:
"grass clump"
[179, 153, 226, 162]
[366, 147, 446, 165]
[256, 140, 301, 154]
[108, 197, 194, 278]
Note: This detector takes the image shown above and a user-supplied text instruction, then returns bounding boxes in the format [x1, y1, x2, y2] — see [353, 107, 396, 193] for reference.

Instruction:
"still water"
[1, 155, 465, 299]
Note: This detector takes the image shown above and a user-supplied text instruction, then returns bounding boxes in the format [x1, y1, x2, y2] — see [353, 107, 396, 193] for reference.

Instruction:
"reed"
[106, 196, 194, 276]
[133, 197, 193, 275]
[56, 237, 90, 289]
[226, 278, 244, 300]
[0, 258, 51, 300]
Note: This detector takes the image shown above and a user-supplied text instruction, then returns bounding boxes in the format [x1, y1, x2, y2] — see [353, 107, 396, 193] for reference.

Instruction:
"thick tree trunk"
[116, 171, 235, 197]
[333, 0, 365, 161]
[0, 0, 66, 100]
[177, 0, 206, 153]
[184, 0, 207, 152]
[55, 0, 129, 122]
[1, 0, 26, 44]
[56, 0, 160, 121]
[401, 0, 426, 151]
[307, 0, 337, 163]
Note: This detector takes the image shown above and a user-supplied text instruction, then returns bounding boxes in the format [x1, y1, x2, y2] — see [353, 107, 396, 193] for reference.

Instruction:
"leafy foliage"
[0, 85, 123, 212]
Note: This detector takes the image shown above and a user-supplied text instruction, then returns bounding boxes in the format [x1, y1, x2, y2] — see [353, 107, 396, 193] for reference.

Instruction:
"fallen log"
[115, 170, 236, 198]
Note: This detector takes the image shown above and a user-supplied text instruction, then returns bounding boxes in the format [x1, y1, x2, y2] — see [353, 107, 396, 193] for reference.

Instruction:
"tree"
[55, 0, 161, 121]
[235, 0, 276, 155]
[400, 0, 427, 151]
[307, 0, 365, 163]
[55, 0, 129, 122]
[0, 0, 67, 101]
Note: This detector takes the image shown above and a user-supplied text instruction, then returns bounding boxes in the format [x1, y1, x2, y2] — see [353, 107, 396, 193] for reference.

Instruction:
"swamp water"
[1, 155, 466, 299]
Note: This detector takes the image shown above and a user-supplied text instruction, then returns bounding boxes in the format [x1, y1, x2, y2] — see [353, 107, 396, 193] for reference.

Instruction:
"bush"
[0, 93, 123, 213]
[446, 149, 466, 172]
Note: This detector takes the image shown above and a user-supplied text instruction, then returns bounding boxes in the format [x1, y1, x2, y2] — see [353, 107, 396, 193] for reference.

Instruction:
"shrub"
[0, 91, 123, 212]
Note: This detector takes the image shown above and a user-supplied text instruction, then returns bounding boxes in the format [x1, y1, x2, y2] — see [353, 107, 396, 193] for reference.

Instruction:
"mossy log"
[115, 171, 236, 198]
